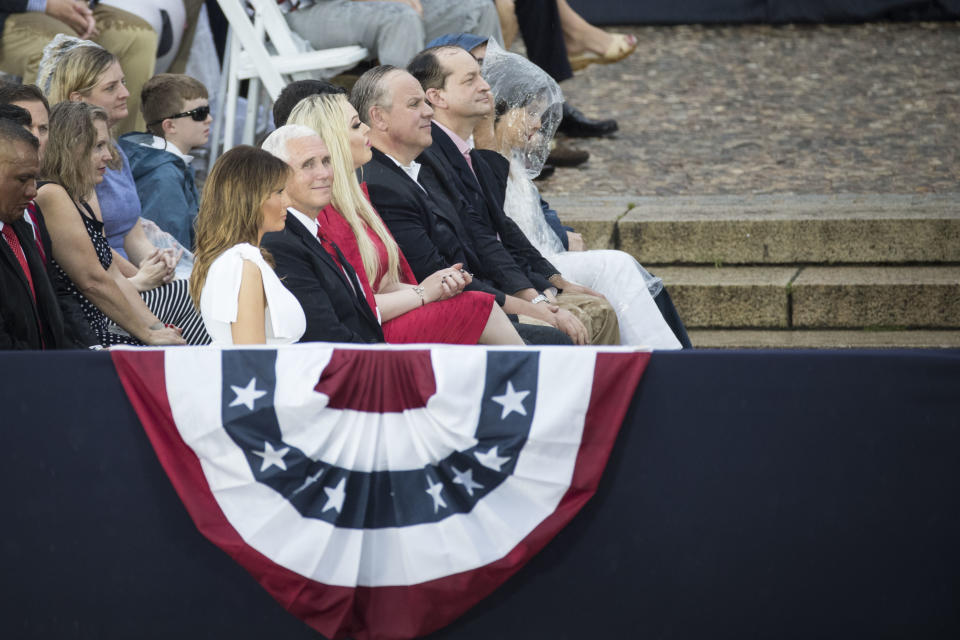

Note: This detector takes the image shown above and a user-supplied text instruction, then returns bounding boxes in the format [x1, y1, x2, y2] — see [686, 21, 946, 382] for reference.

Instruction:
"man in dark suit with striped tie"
[261, 124, 385, 344]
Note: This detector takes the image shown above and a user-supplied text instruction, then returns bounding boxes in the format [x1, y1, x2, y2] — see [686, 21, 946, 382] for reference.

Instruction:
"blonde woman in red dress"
[287, 93, 523, 345]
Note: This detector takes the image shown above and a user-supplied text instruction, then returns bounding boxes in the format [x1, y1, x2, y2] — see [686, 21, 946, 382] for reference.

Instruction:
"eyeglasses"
[148, 105, 210, 126]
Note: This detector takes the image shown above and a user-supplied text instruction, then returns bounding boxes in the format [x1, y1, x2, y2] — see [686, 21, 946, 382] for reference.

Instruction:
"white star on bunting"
[452, 466, 484, 497]
[491, 380, 530, 419]
[474, 446, 510, 472]
[323, 478, 347, 514]
[229, 377, 267, 411]
[252, 441, 290, 472]
[425, 476, 447, 513]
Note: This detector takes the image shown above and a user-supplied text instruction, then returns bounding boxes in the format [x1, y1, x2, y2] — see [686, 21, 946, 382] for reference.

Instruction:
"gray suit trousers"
[285, 0, 503, 67]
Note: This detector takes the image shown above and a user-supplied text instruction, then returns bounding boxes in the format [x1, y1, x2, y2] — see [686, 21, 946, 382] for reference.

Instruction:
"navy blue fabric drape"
[3, 349, 959, 639]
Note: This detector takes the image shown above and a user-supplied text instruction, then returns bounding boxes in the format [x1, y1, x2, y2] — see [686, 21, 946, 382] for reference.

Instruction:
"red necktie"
[316, 226, 340, 266]
[316, 227, 357, 295]
[24, 203, 47, 263]
[2, 224, 37, 302]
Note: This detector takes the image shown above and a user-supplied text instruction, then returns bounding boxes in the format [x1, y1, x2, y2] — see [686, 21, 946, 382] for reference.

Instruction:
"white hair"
[261, 124, 321, 163]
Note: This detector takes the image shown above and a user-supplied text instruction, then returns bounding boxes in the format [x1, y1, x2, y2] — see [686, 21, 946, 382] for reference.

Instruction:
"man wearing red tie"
[0, 118, 70, 349]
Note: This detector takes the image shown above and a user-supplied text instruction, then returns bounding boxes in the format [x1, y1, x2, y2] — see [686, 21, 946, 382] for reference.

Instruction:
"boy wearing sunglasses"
[119, 73, 212, 250]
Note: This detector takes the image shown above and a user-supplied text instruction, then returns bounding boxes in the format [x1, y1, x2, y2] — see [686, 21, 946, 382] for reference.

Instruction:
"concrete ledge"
[689, 329, 960, 349]
[547, 200, 626, 250]
[569, 219, 618, 251]
[554, 193, 960, 264]
[792, 266, 960, 328]
[653, 266, 798, 328]
[620, 217, 960, 264]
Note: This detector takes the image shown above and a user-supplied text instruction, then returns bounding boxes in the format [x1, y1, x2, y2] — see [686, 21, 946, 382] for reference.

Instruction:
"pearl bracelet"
[413, 285, 426, 306]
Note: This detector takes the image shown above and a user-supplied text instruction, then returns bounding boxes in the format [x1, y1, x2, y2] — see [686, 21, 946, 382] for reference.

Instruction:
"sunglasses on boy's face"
[148, 105, 210, 126]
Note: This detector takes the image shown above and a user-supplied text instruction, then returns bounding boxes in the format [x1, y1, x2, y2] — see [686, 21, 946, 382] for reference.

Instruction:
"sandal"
[568, 33, 638, 72]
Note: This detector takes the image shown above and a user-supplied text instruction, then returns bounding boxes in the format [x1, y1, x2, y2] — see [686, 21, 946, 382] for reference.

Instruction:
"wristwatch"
[531, 294, 549, 305]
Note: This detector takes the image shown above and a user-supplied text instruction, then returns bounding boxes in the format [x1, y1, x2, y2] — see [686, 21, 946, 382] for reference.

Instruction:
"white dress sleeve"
[200, 243, 306, 345]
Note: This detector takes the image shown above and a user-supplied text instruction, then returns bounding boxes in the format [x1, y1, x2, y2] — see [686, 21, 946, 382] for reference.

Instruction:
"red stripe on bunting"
[112, 350, 356, 637]
[315, 349, 436, 412]
[339, 350, 652, 639]
[111, 349, 649, 640]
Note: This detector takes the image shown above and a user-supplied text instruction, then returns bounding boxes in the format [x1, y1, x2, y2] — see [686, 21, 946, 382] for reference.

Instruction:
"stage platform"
[3, 347, 958, 638]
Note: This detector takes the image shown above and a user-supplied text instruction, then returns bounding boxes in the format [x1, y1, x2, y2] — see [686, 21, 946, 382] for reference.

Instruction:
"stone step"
[792, 266, 960, 328]
[555, 194, 960, 265]
[688, 330, 960, 349]
[651, 266, 795, 328]
[650, 265, 960, 329]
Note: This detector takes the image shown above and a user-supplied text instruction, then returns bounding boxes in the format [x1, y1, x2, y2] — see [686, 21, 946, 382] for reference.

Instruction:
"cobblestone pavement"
[535, 22, 960, 198]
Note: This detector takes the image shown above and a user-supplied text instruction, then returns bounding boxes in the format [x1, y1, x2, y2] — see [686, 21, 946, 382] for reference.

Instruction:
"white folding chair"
[210, 0, 368, 163]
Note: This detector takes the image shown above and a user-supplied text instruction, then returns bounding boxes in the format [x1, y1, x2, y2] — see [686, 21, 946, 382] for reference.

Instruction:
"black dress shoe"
[547, 142, 589, 167]
[557, 102, 618, 138]
[534, 164, 555, 181]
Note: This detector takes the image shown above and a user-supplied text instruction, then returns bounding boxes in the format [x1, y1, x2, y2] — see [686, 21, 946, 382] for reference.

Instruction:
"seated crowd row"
[0, 35, 690, 350]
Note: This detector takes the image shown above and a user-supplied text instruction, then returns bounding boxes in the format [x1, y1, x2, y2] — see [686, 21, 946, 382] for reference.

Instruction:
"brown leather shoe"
[547, 143, 590, 167]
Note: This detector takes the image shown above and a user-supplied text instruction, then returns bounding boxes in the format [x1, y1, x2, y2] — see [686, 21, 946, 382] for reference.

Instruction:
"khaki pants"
[519, 292, 621, 345]
[0, 6, 157, 134]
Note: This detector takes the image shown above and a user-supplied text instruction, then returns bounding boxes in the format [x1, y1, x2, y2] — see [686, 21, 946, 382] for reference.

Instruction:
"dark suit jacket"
[0, 217, 68, 350]
[363, 147, 506, 305]
[424, 123, 559, 293]
[261, 213, 384, 343]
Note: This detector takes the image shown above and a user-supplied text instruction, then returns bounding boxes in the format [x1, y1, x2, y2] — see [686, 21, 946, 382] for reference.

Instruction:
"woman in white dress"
[189, 146, 306, 345]
[483, 41, 687, 349]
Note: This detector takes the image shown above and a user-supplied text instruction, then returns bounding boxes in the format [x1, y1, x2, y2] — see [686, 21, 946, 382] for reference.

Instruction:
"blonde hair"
[190, 146, 291, 306]
[287, 93, 402, 287]
[45, 43, 118, 107]
[41, 102, 112, 201]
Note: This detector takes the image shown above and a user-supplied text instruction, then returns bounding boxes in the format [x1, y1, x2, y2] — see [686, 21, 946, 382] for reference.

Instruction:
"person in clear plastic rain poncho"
[482, 41, 689, 349]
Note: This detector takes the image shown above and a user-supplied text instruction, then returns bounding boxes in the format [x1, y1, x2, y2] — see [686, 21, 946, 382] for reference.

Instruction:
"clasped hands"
[131, 247, 183, 292]
[420, 263, 472, 303]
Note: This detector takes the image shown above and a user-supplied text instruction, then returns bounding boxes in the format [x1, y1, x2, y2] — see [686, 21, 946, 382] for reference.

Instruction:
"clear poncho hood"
[482, 41, 563, 179]
[37, 34, 103, 97]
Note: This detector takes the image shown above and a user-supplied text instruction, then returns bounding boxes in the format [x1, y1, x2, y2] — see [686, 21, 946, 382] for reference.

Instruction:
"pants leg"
[514, 318, 572, 345]
[514, 0, 573, 83]
[556, 291, 621, 345]
[287, 0, 425, 67]
[421, 0, 504, 46]
[0, 12, 71, 83]
[549, 250, 682, 348]
[653, 288, 693, 349]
